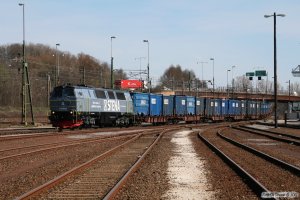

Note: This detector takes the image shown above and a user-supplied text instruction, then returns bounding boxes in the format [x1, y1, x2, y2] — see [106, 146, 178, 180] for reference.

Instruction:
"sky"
[1, 0, 300, 89]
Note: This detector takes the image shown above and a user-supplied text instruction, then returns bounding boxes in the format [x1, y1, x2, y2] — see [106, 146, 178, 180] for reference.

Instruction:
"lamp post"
[143, 40, 150, 93]
[110, 36, 116, 89]
[210, 58, 215, 98]
[231, 65, 236, 98]
[264, 12, 285, 128]
[286, 80, 291, 113]
[227, 69, 231, 98]
[55, 43, 60, 86]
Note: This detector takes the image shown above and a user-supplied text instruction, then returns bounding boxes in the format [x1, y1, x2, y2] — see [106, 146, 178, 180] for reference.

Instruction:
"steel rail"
[198, 132, 275, 200]
[0, 127, 57, 136]
[103, 130, 165, 200]
[218, 130, 300, 176]
[233, 126, 300, 146]
[0, 133, 137, 162]
[16, 133, 143, 200]
[240, 125, 300, 141]
[0, 132, 136, 155]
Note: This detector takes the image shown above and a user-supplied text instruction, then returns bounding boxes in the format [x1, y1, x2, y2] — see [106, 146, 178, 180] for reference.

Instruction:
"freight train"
[49, 84, 272, 129]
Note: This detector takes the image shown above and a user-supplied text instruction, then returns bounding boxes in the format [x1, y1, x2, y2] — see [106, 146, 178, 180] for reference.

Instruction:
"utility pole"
[110, 36, 116, 89]
[143, 40, 150, 93]
[19, 3, 34, 126]
[264, 12, 285, 128]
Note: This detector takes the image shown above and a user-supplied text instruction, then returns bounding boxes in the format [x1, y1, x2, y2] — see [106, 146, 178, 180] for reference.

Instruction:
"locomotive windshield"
[51, 87, 63, 97]
[51, 86, 75, 97]
[64, 87, 75, 97]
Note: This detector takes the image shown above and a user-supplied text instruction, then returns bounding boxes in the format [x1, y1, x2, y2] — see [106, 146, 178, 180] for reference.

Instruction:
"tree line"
[0, 43, 298, 116]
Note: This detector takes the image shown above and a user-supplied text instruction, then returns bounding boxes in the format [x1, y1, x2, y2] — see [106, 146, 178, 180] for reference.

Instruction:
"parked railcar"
[49, 84, 133, 129]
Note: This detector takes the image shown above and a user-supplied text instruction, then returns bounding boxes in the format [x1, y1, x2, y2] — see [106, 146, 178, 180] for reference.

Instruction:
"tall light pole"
[110, 36, 116, 89]
[264, 12, 285, 128]
[227, 69, 231, 98]
[143, 40, 150, 93]
[19, 3, 34, 125]
[286, 80, 291, 113]
[55, 43, 60, 86]
[231, 65, 236, 98]
[210, 58, 215, 98]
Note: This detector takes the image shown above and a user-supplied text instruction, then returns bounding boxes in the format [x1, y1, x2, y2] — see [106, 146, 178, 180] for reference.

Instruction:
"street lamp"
[264, 12, 285, 128]
[227, 69, 231, 98]
[286, 80, 291, 113]
[55, 43, 60, 86]
[210, 58, 215, 98]
[110, 36, 116, 89]
[143, 40, 150, 93]
[231, 65, 236, 98]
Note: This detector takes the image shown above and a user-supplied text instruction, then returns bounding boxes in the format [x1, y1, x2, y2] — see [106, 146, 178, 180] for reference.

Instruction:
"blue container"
[131, 92, 149, 116]
[196, 97, 205, 115]
[257, 101, 262, 116]
[228, 100, 234, 115]
[205, 98, 213, 116]
[149, 94, 163, 116]
[220, 99, 228, 116]
[206, 99, 221, 116]
[247, 100, 256, 116]
[186, 96, 196, 115]
[174, 95, 187, 115]
[241, 100, 246, 115]
[163, 95, 174, 116]
[214, 99, 222, 116]
[235, 100, 242, 115]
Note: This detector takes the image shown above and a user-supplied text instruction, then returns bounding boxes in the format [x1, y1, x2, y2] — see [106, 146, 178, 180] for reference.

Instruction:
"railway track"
[17, 129, 167, 199]
[0, 132, 137, 161]
[0, 127, 57, 136]
[199, 127, 300, 199]
[233, 125, 300, 146]
[239, 125, 300, 140]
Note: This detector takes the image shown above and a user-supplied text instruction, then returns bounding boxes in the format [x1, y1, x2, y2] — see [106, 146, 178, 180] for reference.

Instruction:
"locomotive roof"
[55, 84, 129, 93]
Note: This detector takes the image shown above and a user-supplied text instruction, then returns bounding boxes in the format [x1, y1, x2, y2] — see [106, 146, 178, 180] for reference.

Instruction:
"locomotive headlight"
[70, 111, 73, 114]
[52, 111, 55, 114]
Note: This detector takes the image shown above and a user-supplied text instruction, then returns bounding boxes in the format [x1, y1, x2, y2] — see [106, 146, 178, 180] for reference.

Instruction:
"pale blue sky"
[1, 0, 300, 88]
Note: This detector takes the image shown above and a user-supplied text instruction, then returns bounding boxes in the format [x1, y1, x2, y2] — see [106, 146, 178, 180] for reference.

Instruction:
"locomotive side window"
[116, 92, 126, 100]
[95, 90, 106, 99]
[107, 91, 115, 99]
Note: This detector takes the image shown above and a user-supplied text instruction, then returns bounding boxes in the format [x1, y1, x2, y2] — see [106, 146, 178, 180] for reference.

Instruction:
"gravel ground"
[114, 131, 175, 200]
[114, 126, 258, 200]
[0, 136, 131, 199]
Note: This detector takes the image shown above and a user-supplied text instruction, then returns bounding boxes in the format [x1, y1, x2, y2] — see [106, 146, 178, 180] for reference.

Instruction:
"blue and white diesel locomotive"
[49, 84, 272, 129]
[49, 84, 133, 128]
